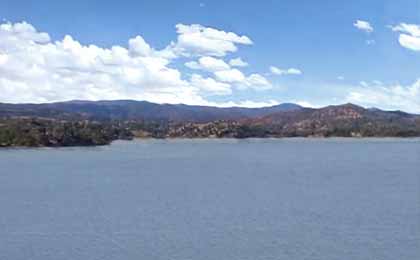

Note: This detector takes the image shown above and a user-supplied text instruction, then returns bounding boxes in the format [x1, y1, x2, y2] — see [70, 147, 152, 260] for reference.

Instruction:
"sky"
[0, 0, 419, 112]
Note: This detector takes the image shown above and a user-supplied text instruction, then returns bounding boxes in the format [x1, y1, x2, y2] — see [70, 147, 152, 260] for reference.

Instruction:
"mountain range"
[0, 100, 302, 122]
[1, 100, 419, 147]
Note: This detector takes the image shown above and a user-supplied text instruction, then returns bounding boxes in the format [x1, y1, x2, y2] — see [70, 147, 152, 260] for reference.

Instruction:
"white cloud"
[270, 66, 302, 75]
[0, 21, 50, 44]
[212, 68, 269, 88]
[229, 57, 248, 67]
[0, 53, 8, 65]
[245, 74, 272, 90]
[286, 68, 302, 75]
[213, 69, 272, 90]
[390, 23, 420, 51]
[185, 56, 230, 72]
[353, 20, 374, 33]
[270, 66, 282, 75]
[346, 79, 420, 113]
[186, 57, 271, 90]
[390, 23, 420, 37]
[0, 21, 204, 104]
[190, 74, 232, 96]
[184, 61, 200, 70]
[214, 68, 246, 83]
[0, 21, 273, 106]
[337, 76, 345, 80]
[128, 36, 152, 56]
[170, 24, 253, 57]
[398, 34, 420, 51]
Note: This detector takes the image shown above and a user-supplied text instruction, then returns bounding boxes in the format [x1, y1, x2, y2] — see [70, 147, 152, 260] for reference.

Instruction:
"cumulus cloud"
[345, 79, 420, 113]
[214, 68, 246, 83]
[353, 20, 374, 33]
[186, 56, 270, 91]
[270, 66, 302, 75]
[0, 21, 206, 104]
[0, 21, 274, 106]
[229, 57, 248, 67]
[245, 74, 272, 90]
[128, 36, 153, 56]
[213, 68, 271, 90]
[389, 23, 420, 51]
[0, 21, 50, 44]
[169, 24, 253, 57]
[185, 56, 230, 72]
[190, 74, 232, 96]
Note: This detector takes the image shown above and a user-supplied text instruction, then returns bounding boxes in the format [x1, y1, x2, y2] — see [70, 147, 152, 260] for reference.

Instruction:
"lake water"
[0, 138, 419, 260]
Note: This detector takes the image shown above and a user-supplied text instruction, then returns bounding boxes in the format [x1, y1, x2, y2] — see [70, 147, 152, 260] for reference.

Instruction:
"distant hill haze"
[0, 100, 303, 122]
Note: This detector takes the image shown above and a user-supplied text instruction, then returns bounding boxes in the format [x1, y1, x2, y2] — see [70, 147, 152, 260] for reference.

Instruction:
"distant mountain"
[0, 100, 303, 122]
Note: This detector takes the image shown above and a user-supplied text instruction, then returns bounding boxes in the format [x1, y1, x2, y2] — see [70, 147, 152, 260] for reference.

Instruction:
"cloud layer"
[0, 21, 274, 106]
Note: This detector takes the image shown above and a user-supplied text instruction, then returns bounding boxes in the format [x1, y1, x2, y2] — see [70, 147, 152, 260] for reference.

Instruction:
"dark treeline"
[0, 118, 132, 147]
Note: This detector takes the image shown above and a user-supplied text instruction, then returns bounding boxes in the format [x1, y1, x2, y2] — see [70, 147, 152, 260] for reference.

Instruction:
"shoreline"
[2, 136, 420, 149]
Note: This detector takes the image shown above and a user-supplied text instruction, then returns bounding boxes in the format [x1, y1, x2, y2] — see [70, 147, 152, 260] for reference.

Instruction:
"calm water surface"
[0, 138, 419, 260]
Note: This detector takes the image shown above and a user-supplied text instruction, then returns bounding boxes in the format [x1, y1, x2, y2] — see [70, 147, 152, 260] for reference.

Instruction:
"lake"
[0, 138, 419, 260]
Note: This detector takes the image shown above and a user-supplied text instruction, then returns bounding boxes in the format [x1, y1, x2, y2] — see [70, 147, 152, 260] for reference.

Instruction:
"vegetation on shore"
[0, 118, 132, 147]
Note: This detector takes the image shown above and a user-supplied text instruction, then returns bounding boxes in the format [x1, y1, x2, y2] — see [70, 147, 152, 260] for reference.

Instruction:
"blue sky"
[0, 0, 419, 112]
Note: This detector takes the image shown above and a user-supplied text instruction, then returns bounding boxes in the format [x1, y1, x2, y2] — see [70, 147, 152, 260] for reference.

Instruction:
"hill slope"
[245, 104, 420, 137]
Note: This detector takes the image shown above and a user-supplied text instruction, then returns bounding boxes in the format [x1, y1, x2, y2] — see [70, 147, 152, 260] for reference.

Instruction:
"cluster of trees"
[0, 118, 132, 147]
